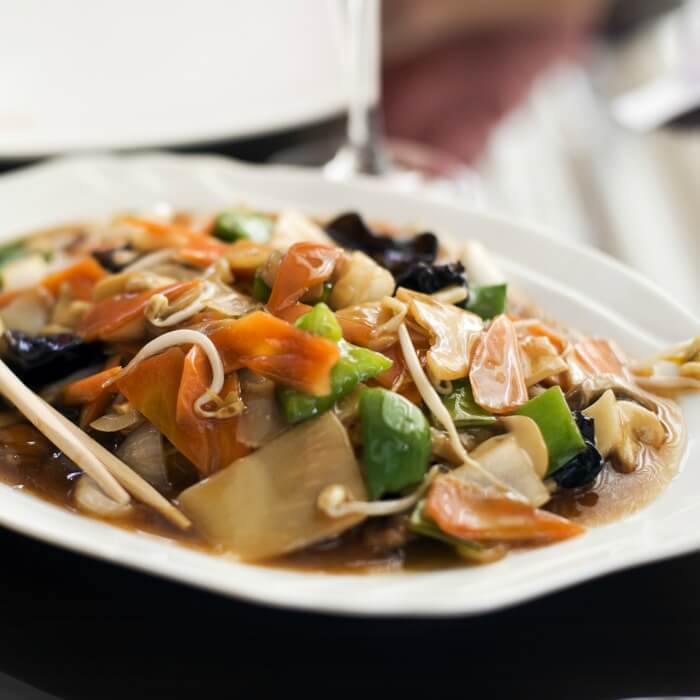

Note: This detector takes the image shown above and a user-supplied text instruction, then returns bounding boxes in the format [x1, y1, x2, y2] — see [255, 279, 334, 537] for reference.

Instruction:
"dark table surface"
[1, 129, 699, 700]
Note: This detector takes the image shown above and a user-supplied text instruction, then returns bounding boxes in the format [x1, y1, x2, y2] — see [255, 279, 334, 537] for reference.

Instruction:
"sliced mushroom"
[500, 415, 548, 478]
[614, 400, 666, 472]
[582, 389, 622, 459]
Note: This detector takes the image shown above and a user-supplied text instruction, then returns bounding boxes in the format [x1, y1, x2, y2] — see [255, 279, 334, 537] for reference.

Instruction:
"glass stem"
[325, 0, 388, 178]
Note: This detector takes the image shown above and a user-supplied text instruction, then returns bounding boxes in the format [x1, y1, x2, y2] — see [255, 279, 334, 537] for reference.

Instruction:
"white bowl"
[0, 153, 697, 616]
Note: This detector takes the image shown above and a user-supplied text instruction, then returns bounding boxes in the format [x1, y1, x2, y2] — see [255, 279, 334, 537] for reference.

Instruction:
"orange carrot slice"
[41, 257, 107, 301]
[207, 311, 340, 396]
[426, 476, 584, 543]
[63, 367, 122, 405]
[117, 346, 248, 476]
[78, 280, 199, 341]
[469, 315, 528, 414]
[267, 242, 340, 315]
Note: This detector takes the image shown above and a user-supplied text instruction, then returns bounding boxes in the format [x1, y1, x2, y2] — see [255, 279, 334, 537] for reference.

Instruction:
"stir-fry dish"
[0, 208, 697, 571]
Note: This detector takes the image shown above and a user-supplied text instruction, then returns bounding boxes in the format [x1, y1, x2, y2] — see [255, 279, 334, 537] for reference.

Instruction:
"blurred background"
[1, 0, 698, 311]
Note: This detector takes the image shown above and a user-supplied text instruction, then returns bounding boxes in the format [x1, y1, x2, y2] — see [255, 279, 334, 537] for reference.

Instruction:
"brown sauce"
[0, 393, 688, 573]
[547, 396, 685, 526]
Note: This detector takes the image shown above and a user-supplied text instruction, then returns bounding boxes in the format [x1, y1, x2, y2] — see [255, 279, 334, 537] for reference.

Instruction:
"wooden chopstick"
[43, 402, 192, 531]
[0, 360, 191, 531]
[0, 359, 129, 504]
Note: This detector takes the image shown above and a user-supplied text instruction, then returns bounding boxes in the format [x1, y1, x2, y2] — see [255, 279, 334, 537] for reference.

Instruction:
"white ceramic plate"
[0, 153, 697, 617]
[0, 0, 346, 159]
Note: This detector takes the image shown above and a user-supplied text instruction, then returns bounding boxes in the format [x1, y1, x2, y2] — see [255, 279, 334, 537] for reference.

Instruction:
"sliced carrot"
[0, 289, 22, 309]
[469, 315, 528, 414]
[122, 216, 227, 268]
[275, 302, 311, 324]
[117, 346, 248, 476]
[207, 311, 340, 396]
[179, 240, 228, 268]
[63, 367, 122, 405]
[374, 343, 406, 390]
[572, 338, 629, 380]
[78, 280, 199, 341]
[267, 242, 340, 315]
[41, 257, 107, 301]
[426, 476, 584, 543]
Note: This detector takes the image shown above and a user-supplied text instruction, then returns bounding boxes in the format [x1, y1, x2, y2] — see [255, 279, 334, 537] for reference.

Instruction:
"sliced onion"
[236, 371, 286, 448]
[74, 474, 133, 519]
[90, 410, 141, 432]
[116, 422, 169, 491]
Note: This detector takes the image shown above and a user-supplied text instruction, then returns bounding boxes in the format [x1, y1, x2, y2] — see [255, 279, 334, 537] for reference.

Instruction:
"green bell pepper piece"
[0, 241, 26, 270]
[360, 387, 431, 499]
[277, 304, 392, 423]
[252, 268, 271, 302]
[441, 379, 496, 427]
[515, 386, 585, 476]
[294, 301, 342, 341]
[213, 211, 273, 243]
[464, 284, 507, 320]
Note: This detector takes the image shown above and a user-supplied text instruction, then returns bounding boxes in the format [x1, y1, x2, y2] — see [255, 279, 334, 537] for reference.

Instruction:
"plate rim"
[0, 152, 697, 617]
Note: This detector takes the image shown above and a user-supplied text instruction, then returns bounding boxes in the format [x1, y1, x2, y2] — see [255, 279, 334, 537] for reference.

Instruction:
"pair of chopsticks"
[0, 359, 191, 531]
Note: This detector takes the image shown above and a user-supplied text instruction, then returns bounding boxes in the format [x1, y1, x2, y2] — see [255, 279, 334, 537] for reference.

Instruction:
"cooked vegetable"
[409, 499, 507, 563]
[117, 346, 249, 476]
[614, 400, 666, 472]
[266, 242, 341, 315]
[213, 211, 273, 244]
[324, 212, 437, 276]
[294, 301, 342, 341]
[500, 415, 549, 478]
[550, 412, 604, 489]
[208, 310, 340, 396]
[115, 422, 169, 492]
[236, 371, 286, 448]
[327, 251, 395, 309]
[398, 288, 482, 382]
[426, 475, 584, 542]
[74, 474, 133, 519]
[91, 246, 135, 273]
[41, 257, 107, 301]
[178, 412, 367, 560]
[277, 304, 392, 423]
[0, 290, 51, 334]
[3, 331, 105, 390]
[470, 315, 528, 414]
[359, 387, 431, 500]
[2, 254, 50, 293]
[0, 204, 693, 574]
[395, 261, 466, 295]
[441, 379, 496, 428]
[582, 389, 621, 458]
[79, 280, 200, 341]
[252, 269, 271, 302]
[463, 284, 507, 320]
[515, 386, 586, 476]
[459, 434, 549, 507]
[0, 241, 28, 274]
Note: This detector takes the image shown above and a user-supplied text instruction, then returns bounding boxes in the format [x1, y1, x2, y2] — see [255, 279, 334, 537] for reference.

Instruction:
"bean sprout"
[397, 323, 509, 491]
[108, 329, 224, 418]
[318, 466, 444, 518]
